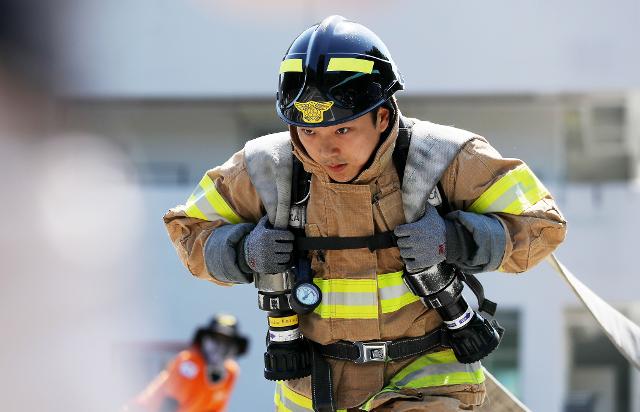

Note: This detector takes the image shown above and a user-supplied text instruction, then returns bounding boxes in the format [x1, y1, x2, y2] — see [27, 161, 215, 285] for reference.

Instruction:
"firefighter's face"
[201, 335, 236, 366]
[296, 107, 390, 182]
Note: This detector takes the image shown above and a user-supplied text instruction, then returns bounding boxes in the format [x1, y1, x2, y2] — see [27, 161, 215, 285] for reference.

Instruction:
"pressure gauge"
[290, 282, 322, 314]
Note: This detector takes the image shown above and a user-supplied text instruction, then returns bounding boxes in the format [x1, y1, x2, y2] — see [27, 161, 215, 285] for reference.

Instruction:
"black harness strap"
[393, 117, 413, 188]
[311, 329, 449, 412]
[294, 231, 397, 252]
[317, 328, 449, 362]
[311, 344, 337, 412]
[292, 155, 311, 207]
[461, 273, 498, 316]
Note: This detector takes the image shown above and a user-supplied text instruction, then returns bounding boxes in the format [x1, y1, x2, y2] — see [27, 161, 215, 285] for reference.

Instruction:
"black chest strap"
[294, 231, 397, 252]
[293, 116, 450, 253]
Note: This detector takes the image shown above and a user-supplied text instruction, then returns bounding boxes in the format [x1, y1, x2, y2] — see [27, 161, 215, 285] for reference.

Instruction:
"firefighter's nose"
[319, 138, 340, 157]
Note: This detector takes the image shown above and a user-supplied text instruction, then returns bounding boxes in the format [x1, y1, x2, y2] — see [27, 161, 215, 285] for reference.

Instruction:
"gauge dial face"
[295, 283, 320, 306]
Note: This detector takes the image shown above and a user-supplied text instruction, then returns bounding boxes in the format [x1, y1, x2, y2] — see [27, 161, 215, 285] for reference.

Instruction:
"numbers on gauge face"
[295, 283, 320, 306]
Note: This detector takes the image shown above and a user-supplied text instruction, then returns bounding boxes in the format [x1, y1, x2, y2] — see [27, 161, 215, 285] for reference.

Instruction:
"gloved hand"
[204, 222, 256, 284]
[241, 215, 294, 274]
[394, 204, 447, 273]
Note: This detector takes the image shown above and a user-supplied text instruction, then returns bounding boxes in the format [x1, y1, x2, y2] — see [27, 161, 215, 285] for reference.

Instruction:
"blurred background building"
[2, 1, 639, 411]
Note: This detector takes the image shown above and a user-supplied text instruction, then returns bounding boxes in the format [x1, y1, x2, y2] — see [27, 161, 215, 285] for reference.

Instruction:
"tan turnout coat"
[163, 112, 567, 409]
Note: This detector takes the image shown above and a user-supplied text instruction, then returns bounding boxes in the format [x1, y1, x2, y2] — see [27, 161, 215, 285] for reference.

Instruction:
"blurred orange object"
[127, 346, 239, 412]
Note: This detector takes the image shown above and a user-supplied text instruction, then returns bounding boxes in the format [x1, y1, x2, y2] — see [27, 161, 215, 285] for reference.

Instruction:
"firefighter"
[163, 15, 566, 411]
[125, 314, 248, 412]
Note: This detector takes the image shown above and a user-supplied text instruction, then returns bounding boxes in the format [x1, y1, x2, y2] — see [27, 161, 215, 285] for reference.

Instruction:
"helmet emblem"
[294, 101, 334, 124]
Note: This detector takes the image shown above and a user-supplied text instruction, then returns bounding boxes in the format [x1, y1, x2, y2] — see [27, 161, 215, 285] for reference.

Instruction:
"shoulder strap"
[244, 132, 293, 229]
[393, 116, 453, 217]
[392, 116, 413, 188]
[400, 118, 477, 224]
[291, 156, 311, 209]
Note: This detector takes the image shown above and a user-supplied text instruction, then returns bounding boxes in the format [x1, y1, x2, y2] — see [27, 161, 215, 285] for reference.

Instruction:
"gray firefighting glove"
[394, 204, 447, 272]
[444, 210, 506, 273]
[204, 223, 256, 284]
[240, 215, 294, 274]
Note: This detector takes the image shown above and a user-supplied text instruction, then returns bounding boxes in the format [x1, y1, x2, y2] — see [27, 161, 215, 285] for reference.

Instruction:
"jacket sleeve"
[441, 137, 567, 273]
[162, 149, 264, 285]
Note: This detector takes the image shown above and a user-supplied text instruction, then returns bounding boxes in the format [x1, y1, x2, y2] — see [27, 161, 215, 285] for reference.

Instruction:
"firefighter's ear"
[376, 106, 390, 132]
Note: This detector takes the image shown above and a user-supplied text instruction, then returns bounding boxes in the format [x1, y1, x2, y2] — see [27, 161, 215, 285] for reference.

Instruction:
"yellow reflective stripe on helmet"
[327, 57, 374, 74]
[280, 59, 303, 73]
[183, 174, 243, 223]
[378, 271, 421, 314]
[467, 164, 549, 215]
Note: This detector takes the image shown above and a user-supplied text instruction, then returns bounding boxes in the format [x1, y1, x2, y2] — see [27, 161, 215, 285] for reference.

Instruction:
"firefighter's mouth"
[326, 164, 347, 172]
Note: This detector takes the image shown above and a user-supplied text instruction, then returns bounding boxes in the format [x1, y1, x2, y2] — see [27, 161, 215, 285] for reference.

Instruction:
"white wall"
[61, 96, 569, 181]
[56, 0, 640, 97]
[58, 101, 282, 180]
[628, 92, 640, 181]
[403, 96, 566, 182]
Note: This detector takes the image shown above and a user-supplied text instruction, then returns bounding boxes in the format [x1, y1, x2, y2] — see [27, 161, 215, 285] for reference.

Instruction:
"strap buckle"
[354, 341, 389, 363]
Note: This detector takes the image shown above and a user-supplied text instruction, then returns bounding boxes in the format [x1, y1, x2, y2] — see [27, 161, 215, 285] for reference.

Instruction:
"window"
[566, 309, 632, 412]
[482, 310, 521, 397]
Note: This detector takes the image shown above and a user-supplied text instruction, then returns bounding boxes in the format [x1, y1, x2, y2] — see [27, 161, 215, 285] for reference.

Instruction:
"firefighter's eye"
[336, 128, 349, 135]
[300, 128, 315, 136]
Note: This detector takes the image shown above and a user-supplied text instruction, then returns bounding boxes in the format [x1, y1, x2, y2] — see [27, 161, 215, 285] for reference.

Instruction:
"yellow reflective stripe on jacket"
[361, 349, 485, 411]
[182, 174, 243, 223]
[327, 57, 374, 73]
[274, 382, 347, 412]
[183, 193, 208, 220]
[311, 272, 421, 319]
[389, 349, 485, 388]
[378, 271, 421, 314]
[467, 164, 549, 215]
[314, 278, 378, 294]
[274, 381, 312, 412]
[313, 277, 378, 319]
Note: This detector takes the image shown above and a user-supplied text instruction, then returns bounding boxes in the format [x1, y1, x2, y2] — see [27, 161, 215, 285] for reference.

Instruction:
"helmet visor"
[277, 57, 397, 126]
[278, 70, 306, 110]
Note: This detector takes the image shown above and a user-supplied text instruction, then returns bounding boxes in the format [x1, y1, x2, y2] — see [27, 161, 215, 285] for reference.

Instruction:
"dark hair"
[369, 107, 380, 125]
